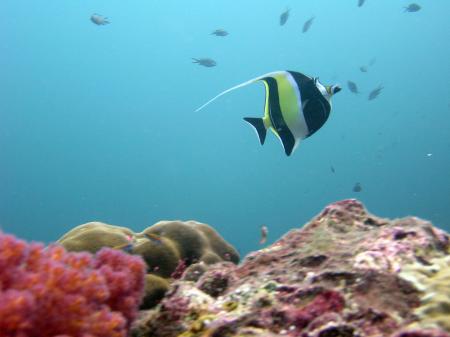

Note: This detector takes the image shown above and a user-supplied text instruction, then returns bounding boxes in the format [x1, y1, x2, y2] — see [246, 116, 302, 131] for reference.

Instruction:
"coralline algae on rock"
[131, 199, 450, 337]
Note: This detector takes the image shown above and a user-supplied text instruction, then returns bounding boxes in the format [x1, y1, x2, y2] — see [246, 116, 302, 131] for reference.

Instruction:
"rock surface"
[131, 199, 450, 337]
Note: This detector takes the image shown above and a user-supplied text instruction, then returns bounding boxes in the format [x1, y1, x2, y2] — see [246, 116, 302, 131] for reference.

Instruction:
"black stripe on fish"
[243, 117, 267, 145]
[288, 71, 331, 137]
[262, 76, 296, 156]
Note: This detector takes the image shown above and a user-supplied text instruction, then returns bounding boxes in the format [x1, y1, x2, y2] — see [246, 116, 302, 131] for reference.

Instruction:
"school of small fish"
[88, 2, 425, 193]
[88, 2, 422, 75]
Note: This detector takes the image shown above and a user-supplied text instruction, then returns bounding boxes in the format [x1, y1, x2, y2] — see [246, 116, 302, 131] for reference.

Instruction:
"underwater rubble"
[131, 199, 450, 337]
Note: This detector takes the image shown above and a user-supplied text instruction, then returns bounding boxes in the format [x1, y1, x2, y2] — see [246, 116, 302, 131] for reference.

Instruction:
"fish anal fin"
[244, 117, 267, 145]
[282, 136, 296, 156]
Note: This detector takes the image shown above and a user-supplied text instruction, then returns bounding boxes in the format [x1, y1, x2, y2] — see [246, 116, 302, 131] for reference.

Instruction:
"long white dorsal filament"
[195, 72, 281, 112]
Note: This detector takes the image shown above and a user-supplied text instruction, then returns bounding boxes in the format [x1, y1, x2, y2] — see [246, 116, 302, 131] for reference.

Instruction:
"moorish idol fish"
[195, 71, 341, 156]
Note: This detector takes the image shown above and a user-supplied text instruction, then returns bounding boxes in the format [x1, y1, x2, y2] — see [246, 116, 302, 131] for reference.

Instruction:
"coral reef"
[58, 220, 239, 308]
[400, 255, 450, 332]
[0, 232, 145, 337]
[58, 221, 135, 253]
[131, 199, 450, 337]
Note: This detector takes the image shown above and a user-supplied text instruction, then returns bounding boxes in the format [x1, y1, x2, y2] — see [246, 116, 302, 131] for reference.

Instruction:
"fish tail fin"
[195, 71, 282, 112]
[244, 117, 267, 145]
[192, 58, 199, 63]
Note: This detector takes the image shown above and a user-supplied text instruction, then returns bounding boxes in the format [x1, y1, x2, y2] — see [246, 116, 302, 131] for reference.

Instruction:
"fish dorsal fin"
[195, 71, 284, 112]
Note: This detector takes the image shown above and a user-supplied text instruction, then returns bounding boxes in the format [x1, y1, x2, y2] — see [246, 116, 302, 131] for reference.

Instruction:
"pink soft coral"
[0, 232, 145, 337]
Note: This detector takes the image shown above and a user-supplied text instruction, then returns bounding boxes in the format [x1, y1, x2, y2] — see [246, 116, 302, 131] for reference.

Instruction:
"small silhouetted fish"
[144, 233, 163, 245]
[330, 165, 335, 173]
[192, 58, 217, 67]
[113, 242, 133, 253]
[353, 182, 362, 192]
[359, 66, 368, 73]
[280, 8, 290, 26]
[358, 0, 366, 7]
[347, 81, 359, 94]
[212, 29, 228, 36]
[369, 57, 377, 66]
[368, 85, 383, 100]
[91, 14, 110, 25]
[404, 3, 421, 12]
[302, 16, 315, 33]
[260, 225, 268, 244]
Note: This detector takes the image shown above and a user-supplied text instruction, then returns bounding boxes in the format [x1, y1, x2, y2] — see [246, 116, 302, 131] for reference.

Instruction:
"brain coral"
[58, 221, 134, 253]
[0, 231, 145, 337]
[57, 219, 239, 308]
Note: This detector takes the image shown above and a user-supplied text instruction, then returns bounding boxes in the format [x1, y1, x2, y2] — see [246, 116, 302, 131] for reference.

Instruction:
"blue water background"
[1, 0, 449, 256]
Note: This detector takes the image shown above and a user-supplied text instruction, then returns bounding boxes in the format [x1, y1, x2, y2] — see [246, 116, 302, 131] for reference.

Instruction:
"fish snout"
[331, 85, 342, 95]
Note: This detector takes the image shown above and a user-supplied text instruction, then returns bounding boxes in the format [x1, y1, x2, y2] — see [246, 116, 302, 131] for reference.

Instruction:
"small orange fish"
[260, 225, 268, 244]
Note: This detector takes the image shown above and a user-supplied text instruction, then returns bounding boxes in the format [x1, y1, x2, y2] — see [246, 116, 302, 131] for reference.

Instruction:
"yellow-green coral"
[57, 220, 239, 309]
[222, 300, 239, 312]
[57, 222, 134, 253]
[400, 255, 450, 332]
[177, 315, 217, 337]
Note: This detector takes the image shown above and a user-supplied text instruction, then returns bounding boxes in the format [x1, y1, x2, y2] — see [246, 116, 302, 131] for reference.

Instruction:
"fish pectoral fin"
[301, 99, 310, 111]
[244, 117, 267, 145]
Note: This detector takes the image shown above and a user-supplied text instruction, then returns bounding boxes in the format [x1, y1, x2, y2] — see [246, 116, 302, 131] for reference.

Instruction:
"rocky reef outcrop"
[131, 199, 450, 337]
